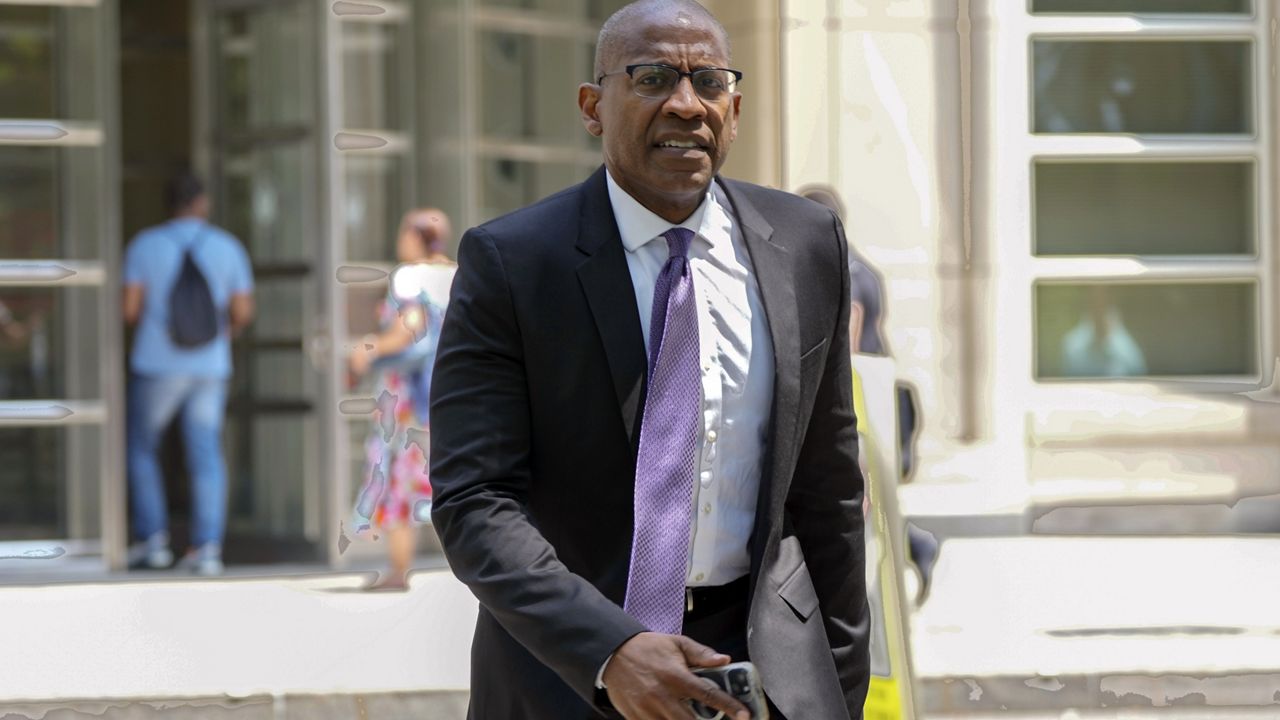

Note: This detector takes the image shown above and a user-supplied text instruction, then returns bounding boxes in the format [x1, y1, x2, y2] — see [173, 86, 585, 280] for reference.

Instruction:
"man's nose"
[662, 76, 706, 120]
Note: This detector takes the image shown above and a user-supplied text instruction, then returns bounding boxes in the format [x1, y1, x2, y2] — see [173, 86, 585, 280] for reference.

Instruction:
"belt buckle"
[686, 587, 694, 613]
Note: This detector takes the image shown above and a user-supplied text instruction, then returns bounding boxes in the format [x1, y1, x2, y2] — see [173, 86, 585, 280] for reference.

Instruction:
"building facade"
[1, 0, 1275, 574]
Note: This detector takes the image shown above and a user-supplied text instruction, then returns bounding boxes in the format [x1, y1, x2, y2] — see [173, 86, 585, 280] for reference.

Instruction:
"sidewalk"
[5, 537, 1280, 718]
[912, 536, 1280, 716]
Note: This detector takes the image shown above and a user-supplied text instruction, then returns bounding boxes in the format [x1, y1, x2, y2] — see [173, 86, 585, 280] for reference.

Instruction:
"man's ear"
[579, 83, 604, 137]
[728, 92, 741, 143]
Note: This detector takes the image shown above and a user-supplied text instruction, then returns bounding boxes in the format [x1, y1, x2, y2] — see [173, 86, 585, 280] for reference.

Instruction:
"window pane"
[253, 349, 308, 400]
[476, 0, 631, 23]
[480, 31, 597, 145]
[1034, 0, 1248, 12]
[419, 4, 465, 239]
[250, 277, 307, 341]
[0, 146, 102, 260]
[479, 159, 593, 220]
[1033, 41, 1251, 134]
[1035, 162, 1253, 256]
[0, 425, 100, 541]
[0, 288, 101, 401]
[345, 154, 407, 262]
[216, 3, 314, 135]
[0, 5, 100, 120]
[341, 20, 407, 130]
[225, 414, 312, 538]
[220, 142, 315, 263]
[1036, 282, 1257, 379]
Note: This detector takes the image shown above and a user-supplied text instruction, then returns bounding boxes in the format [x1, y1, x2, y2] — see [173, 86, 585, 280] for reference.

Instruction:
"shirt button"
[702, 503, 712, 515]
[695, 572, 705, 582]
[707, 430, 718, 443]
[700, 471, 712, 487]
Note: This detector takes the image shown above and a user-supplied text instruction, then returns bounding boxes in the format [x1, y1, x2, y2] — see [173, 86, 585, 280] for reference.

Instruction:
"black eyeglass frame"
[595, 63, 744, 97]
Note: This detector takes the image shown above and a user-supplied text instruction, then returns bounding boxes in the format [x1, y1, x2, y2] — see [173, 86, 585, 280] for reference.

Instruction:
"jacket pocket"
[799, 337, 829, 364]
[777, 557, 820, 622]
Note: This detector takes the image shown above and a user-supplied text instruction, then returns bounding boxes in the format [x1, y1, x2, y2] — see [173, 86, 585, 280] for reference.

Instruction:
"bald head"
[594, 0, 730, 81]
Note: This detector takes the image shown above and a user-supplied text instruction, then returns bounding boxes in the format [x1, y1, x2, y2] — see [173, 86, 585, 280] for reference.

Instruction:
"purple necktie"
[624, 227, 700, 634]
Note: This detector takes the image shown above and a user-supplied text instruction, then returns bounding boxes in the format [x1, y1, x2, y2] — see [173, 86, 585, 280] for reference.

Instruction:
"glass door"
[0, 0, 123, 572]
[198, 0, 332, 563]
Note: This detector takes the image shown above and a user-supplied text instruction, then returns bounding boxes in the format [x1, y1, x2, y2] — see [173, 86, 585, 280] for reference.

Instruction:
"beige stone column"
[782, 0, 980, 469]
[703, 0, 784, 188]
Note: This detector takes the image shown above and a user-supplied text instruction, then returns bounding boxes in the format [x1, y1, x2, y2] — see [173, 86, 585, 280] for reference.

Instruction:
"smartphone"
[689, 661, 770, 720]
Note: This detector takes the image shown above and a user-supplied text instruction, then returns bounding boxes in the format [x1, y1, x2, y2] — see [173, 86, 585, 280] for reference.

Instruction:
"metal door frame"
[0, 0, 124, 572]
[193, 0, 337, 564]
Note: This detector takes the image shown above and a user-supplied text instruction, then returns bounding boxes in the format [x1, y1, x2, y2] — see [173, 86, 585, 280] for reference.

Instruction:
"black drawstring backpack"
[167, 229, 221, 348]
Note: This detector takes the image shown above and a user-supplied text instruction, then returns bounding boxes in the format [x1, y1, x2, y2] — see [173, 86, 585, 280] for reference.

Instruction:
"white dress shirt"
[606, 171, 775, 588]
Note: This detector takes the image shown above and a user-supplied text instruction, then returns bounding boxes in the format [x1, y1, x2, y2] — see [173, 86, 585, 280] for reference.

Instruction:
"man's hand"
[603, 632, 750, 720]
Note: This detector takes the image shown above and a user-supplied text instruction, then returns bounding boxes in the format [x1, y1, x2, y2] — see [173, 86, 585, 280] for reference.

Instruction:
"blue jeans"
[127, 374, 229, 547]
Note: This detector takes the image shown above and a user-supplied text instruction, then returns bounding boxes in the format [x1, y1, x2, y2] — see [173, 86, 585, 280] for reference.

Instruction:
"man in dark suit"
[429, 1, 870, 718]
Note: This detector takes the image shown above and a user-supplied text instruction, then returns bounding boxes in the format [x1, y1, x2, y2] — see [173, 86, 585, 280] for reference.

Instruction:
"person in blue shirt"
[123, 173, 254, 575]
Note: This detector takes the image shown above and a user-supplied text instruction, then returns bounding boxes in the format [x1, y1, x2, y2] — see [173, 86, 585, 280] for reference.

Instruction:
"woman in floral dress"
[349, 208, 456, 589]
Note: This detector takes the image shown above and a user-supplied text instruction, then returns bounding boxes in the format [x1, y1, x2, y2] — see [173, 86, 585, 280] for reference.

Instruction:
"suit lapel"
[575, 167, 647, 452]
[718, 179, 800, 559]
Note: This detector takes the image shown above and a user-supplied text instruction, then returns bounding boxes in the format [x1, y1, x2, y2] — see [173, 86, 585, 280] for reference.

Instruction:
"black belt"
[684, 575, 749, 620]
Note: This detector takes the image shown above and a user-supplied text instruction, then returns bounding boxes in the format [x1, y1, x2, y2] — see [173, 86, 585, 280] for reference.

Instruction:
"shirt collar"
[606, 169, 716, 254]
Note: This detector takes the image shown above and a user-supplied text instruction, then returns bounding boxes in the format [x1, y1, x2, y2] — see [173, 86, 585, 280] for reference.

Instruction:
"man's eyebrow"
[632, 61, 726, 70]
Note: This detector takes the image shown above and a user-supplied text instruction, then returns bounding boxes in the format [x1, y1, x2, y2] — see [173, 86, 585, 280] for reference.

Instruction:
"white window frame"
[980, 5, 1274, 448]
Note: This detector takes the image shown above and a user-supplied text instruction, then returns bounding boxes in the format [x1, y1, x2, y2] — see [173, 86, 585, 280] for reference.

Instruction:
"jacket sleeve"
[429, 227, 647, 706]
[786, 212, 872, 717]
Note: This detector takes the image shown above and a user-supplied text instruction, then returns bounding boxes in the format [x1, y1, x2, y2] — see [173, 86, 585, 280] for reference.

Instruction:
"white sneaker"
[128, 532, 173, 570]
[176, 543, 224, 576]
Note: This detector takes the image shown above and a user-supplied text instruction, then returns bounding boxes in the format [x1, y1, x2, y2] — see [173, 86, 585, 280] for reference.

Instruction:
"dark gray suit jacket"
[429, 166, 870, 719]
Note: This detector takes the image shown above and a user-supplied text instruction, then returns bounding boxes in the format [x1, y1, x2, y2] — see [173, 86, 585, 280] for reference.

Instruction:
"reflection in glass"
[1033, 41, 1250, 134]
[0, 288, 100, 400]
[0, 425, 100, 540]
[221, 143, 314, 263]
[1035, 162, 1253, 256]
[1059, 286, 1147, 378]
[1034, 0, 1247, 11]
[1037, 282, 1256, 379]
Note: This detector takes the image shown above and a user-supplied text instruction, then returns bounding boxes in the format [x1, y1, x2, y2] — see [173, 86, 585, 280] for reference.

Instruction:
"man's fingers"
[673, 635, 731, 668]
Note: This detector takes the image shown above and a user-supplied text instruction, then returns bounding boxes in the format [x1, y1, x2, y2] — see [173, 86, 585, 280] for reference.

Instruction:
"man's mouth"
[655, 140, 708, 152]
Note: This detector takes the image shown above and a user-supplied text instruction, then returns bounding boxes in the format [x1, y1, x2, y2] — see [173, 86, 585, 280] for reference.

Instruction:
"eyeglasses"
[596, 64, 743, 101]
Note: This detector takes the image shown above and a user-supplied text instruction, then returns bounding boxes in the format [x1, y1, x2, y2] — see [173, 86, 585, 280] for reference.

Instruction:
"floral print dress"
[353, 263, 455, 532]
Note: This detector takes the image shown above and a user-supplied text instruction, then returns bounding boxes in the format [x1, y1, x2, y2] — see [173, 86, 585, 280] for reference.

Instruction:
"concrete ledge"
[921, 673, 1280, 717]
[0, 691, 469, 720]
[0, 571, 477, 704]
